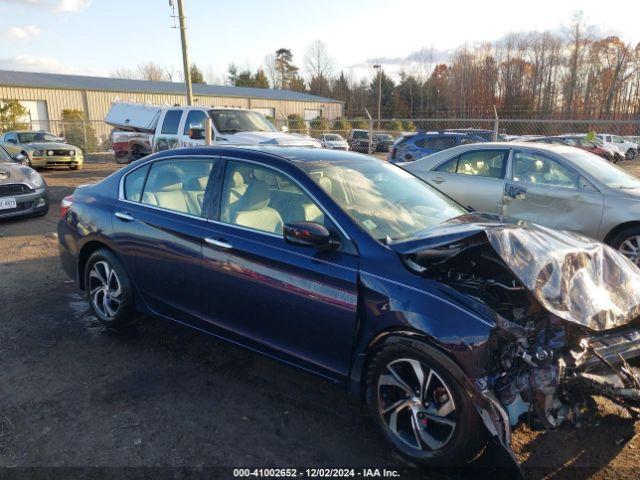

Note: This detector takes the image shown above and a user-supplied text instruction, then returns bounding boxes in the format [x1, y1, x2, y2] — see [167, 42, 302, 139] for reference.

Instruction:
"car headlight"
[69, 150, 76, 156]
[32, 149, 45, 157]
[28, 170, 44, 187]
[47, 150, 54, 156]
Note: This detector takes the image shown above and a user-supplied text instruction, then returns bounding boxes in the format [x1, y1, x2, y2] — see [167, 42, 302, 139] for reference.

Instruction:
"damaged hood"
[391, 214, 640, 331]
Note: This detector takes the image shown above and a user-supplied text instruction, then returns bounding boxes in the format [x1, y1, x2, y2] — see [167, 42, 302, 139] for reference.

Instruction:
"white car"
[595, 134, 637, 160]
[317, 133, 349, 150]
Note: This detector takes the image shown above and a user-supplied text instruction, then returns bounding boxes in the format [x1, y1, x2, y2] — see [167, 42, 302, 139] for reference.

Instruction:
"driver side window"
[512, 151, 579, 190]
[219, 161, 333, 235]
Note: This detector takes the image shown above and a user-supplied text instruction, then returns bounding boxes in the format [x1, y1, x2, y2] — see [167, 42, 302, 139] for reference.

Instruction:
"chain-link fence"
[1, 116, 638, 158]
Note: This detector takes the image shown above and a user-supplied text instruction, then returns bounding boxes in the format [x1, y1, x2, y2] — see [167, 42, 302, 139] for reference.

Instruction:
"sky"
[1, 0, 639, 84]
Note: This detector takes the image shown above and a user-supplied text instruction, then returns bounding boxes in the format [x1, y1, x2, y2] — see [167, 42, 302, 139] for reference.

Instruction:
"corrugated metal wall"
[1, 86, 343, 123]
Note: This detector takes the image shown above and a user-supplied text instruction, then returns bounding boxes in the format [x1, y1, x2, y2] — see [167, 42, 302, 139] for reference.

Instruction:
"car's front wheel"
[626, 148, 638, 161]
[366, 340, 485, 467]
[610, 227, 640, 267]
[85, 249, 136, 328]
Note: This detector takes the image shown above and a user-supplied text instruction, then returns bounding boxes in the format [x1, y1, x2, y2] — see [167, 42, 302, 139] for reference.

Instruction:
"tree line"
[111, 13, 639, 121]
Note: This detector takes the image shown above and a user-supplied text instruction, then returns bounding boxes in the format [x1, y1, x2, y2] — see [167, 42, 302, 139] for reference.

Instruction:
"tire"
[366, 339, 485, 467]
[70, 165, 83, 170]
[609, 226, 640, 268]
[84, 249, 137, 328]
[21, 152, 32, 167]
[626, 148, 637, 161]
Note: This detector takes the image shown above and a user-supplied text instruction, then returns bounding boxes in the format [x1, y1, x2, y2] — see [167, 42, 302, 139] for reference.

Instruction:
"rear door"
[113, 155, 219, 322]
[503, 148, 604, 237]
[153, 109, 184, 152]
[421, 148, 509, 214]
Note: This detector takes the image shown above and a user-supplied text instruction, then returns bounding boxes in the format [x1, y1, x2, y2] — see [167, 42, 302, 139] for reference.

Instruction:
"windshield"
[299, 157, 465, 241]
[209, 110, 277, 134]
[0, 145, 12, 162]
[17, 132, 59, 143]
[324, 134, 343, 141]
[565, 149, 640, 189]
[353, 131, 369, 139]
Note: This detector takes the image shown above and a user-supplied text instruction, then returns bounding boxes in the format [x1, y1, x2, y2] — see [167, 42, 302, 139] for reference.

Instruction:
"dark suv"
[348, 129, 377, 153]
[388, 131, 486, 163]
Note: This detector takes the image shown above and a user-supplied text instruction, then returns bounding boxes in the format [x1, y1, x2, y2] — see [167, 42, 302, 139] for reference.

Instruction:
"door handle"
[432, 176, 446, 184]
[506, 185, 527, 200]
[204, 237, 233, 250]
[114, 211, 135, 222]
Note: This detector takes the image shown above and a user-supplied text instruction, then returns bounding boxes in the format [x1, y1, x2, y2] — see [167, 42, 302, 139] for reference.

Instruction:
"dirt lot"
[2, 156, 640, 479]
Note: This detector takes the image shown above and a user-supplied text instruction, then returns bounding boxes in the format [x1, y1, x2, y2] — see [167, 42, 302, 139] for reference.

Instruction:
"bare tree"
[112, 68, 137, 79]
[137, 62, 169, 82]
[263, 53, 278, 89]
[303, 40, 334, 79]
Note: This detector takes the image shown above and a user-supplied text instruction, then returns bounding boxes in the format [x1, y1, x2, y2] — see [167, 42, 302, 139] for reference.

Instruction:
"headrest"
[153, 171, 182, 192]
[232, 171, 245, 188]
[236, 180, 270, 211]
[186, 176, 208, 191]
[318, 177, 332, 194]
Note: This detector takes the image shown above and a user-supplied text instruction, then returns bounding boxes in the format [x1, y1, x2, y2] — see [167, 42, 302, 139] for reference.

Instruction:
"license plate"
[0, 197, 17, 210]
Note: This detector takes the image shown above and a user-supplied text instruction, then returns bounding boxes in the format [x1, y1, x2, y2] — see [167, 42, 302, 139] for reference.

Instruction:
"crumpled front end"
[392, 214, 640, 458]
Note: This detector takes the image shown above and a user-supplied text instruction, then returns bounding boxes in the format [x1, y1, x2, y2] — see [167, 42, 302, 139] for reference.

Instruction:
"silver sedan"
[401, 142, 640, 266]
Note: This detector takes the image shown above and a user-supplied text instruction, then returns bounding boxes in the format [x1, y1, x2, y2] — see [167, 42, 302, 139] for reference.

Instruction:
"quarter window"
[123, 164, 150, 202]
[139, 159, 215, 217]
[160, 110, 183, 135]
[220, 161, 331, 235]
[512, 151, 579, 189]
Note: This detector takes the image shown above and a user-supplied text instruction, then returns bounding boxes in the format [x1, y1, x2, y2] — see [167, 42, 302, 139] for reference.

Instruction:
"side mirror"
[188, 124, 205, 140]
[283, 222, 339, 250]
[13, 153, 27, 165]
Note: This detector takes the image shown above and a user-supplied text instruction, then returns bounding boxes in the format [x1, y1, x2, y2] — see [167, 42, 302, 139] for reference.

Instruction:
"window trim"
[118, 154, 353, 244]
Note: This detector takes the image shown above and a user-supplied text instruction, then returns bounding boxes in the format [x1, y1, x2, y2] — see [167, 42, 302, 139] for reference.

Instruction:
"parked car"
[0, 130, 84, 170]
[388, 131, 486, 163]
[445, 128, 507, 142]
[0, 143, 49, 219]
[373, 133, 396, 152]
[59, 146, 640, 470]
[557, 135, 614, 161]
[522, 136, 571, 146]
[318, 133, 349, 150]
[580, 133, 637, 160]
[401, 142, 640, 266]
[347, 129, 377, 153]
[106, 102, 321, 163]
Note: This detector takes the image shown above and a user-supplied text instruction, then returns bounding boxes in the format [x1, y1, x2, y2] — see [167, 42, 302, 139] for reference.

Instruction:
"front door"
[502, 149, 604, 238]
[112, 156, 218, 322]
[423, 149, 508, 214]
[200, 159, 359, 378]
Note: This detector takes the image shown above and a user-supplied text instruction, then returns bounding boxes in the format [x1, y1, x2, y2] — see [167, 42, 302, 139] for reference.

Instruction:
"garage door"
[19, 100, 49, 130]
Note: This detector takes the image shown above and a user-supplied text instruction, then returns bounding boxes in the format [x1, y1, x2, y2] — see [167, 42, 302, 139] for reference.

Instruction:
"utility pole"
[373, 64, 382, 129]
[172, 0, 193, 105]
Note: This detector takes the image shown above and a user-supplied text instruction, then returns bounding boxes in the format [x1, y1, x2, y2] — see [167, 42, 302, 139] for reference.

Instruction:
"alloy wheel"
[377, 358, 457, 452]
[88, 260, 122, 319]
[619, 236, 640, 267]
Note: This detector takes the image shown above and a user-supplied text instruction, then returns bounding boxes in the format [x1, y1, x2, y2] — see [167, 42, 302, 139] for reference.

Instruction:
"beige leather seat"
[230, 180, 283, 234]
[229, 171, 247, 205]
[143, 171, 190, 214]
[184, 176, 208, 216]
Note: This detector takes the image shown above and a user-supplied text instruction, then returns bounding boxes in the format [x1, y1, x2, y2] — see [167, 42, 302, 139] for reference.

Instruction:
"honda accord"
[58, 146, 640, 469]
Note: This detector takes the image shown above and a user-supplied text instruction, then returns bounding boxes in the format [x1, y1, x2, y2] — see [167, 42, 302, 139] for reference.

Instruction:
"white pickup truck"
[106, 102, 321, 163]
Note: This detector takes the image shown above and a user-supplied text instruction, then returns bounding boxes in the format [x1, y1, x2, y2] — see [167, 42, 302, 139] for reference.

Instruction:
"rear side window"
[124, 165, 150, 202]
[183, 110, 208, 134]
[456, 150, 507, 179]
[419, 136, 457, 150]
[161, 110, 183, 135]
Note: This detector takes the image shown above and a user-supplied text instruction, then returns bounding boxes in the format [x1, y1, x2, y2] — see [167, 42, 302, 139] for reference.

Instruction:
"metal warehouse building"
[0, 69, 343, 133]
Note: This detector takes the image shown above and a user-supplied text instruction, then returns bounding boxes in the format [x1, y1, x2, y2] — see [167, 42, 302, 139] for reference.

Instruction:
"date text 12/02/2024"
[232, 469, 401, 478]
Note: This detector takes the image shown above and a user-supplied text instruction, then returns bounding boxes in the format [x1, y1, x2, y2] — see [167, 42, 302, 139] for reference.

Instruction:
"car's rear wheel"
[85, 249, 136, 328]
[366, 341, 485, 467]
[627, 148, 638, 161]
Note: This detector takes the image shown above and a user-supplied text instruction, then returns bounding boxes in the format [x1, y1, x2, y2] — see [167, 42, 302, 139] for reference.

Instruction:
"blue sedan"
[58, 146, 640, 469]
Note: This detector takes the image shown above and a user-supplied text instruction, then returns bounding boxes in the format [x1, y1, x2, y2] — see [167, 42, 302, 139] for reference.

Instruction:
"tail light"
[60, 195, 74, 218]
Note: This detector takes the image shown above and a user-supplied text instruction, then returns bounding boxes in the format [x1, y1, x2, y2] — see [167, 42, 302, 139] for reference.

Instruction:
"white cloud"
[55, 0, 91, 12]
[3, 25, 41, 40]
[0, 0, 91, 11]
[0, 55, 106, 76]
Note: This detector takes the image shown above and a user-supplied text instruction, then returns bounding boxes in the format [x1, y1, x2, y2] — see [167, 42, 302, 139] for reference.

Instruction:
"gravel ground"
[2, 156, 640, 479]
